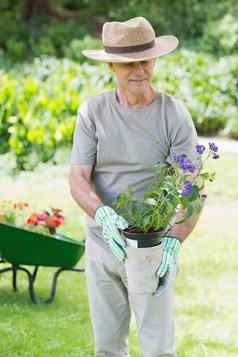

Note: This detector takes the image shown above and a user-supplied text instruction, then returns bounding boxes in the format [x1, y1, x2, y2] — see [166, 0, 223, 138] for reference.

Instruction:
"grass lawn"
[0, 151, 237, 356]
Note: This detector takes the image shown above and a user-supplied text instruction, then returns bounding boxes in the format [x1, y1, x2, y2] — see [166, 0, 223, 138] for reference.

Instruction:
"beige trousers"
[85, 236, 178, 357]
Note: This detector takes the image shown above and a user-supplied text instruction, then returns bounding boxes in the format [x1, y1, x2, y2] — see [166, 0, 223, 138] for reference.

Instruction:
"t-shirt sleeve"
[70, 102, 97, 165]
[167, 99, 201, 169]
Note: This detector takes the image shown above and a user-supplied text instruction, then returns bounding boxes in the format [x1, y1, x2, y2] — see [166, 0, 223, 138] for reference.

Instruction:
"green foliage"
[0, 57, 114, 171]
[200, 14, 238, 56]
[0, 58, 80, 170]
[64, 35, 102, 63]
[0, 0, 237, 61]
[6, 38, 28, 60]
[0, 8, 90, 62]
[223, 109, 238, 139]
[29, 19, 91, 60]
[113, 150, 215, 234]
[1, 49, 238, 171]
[155, 50, 238, 135]
[0, 11, 29, 55]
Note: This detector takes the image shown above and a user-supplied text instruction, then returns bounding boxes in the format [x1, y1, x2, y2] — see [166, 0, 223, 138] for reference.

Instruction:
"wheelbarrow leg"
[45, 267, 65, 304]
[16, 266, 39, 304]
[0, 264, 39, 304]
[12, 265, 18, 291]
[0, 264, 19, 292]
[29, 266, 39, 304]
[45, 267, 85, 304]
[0, 261, 85, 304]
[0, 266, 15, 278]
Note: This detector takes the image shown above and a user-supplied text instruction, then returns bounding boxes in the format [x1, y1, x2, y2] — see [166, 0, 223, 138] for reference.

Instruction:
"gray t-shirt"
[70, 88, 200, 246]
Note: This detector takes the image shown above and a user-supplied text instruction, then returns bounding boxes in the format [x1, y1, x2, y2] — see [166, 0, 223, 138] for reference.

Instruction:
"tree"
[23, 0, 87, 21]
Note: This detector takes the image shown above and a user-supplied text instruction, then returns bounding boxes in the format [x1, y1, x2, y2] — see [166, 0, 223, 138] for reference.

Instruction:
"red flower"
[26, 213, 39, 225]
[36, 212, 49, 222]
[25, 207, 65, 235]
[46, 215, 64, 228]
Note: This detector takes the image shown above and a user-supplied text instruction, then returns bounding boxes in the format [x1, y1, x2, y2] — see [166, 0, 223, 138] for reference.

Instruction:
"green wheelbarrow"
[0, 222, 85, 304]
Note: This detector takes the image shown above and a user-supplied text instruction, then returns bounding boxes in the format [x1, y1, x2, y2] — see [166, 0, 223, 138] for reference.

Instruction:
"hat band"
[104, 39, 155, 54]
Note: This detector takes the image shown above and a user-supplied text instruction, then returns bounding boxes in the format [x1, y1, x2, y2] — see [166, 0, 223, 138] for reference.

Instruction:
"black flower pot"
[119, 226, 163, 248]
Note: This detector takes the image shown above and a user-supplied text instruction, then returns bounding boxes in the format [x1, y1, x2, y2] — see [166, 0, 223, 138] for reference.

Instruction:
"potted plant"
[113, 142, 219, 242]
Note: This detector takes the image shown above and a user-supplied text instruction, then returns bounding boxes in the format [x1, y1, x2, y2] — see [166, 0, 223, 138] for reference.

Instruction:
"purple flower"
[209, 142, 218, 152]
[182, 180, 193, 197]
[184, 160, 196, 173]
[172, 153, 195, 173]
[196, 144, 206, 155]
[180, 158, 195, 173]
[174, 154, 186, 166]
[173, 153, 186, 162]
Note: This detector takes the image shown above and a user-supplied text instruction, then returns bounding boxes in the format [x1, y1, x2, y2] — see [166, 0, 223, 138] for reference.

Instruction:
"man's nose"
[133, 63, 145, 75]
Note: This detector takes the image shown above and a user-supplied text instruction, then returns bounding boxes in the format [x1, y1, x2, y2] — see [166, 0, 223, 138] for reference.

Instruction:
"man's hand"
[94, 205, 129, 262]
[155, 235, 181, 279]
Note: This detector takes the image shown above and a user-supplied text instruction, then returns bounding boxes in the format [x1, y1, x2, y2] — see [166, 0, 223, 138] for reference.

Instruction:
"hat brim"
[81, 35, 179, 63]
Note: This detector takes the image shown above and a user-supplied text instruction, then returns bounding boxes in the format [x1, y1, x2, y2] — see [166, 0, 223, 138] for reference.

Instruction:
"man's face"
[109, 59, 156, 94]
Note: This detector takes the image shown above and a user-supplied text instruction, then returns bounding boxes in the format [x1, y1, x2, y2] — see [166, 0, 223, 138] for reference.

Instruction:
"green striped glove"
[94, 205, 129, 263]
[155, 235, 181, 278]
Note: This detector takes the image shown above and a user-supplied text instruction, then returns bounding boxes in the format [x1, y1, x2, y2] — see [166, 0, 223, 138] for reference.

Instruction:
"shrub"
[200, 14, 238, 56]
[0, 57, 112, 171]
[154, 50, 233, 135]
[0, 50, 237, 172]
[64, 35, 102, 63]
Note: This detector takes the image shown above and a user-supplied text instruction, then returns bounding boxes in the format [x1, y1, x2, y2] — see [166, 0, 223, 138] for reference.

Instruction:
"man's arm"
[155, 197, 206, 281]
[69, 164, 129, 262]
[69, 164, 103, 219]
[168, 211, 202, 243]
[167, 196, 206, 243]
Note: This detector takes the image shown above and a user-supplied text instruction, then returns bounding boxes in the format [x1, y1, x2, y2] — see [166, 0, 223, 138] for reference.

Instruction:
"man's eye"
[124, 63, 133, 68]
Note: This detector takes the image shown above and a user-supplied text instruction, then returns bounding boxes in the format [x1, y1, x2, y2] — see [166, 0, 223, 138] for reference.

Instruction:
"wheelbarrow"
[0, 222, 85, 304]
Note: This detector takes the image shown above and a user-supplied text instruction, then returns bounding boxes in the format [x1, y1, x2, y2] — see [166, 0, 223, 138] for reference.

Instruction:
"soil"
[124, 227, 160, 234]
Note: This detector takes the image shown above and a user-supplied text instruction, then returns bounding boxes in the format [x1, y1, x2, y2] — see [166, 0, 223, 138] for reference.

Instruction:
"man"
[69, 17, 202, 357]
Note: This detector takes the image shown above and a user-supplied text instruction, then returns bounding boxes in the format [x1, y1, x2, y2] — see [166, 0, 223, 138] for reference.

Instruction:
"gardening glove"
[94, 205, 129, 263]
[153, 236, 181, 295]
[155, 235, 181, 279]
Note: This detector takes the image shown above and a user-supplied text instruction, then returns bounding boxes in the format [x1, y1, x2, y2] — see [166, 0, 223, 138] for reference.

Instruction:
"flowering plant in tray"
[0, 200, 65, 237]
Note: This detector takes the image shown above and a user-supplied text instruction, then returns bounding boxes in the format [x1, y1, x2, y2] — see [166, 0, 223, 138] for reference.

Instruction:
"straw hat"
[82, 16, 179, 63]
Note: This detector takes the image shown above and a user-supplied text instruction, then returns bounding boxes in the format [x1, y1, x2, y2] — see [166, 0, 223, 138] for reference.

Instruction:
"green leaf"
[200, 172, 210, 180]
[189, 185, 200, 201]
[175, 204, 194, 224]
